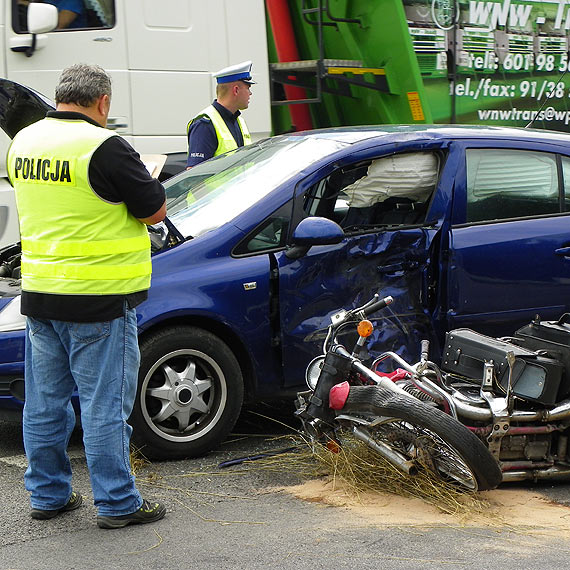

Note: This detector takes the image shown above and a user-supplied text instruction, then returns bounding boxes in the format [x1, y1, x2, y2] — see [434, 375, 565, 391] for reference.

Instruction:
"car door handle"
[555, 247, 570, 258]
[377, 261, 418, 275]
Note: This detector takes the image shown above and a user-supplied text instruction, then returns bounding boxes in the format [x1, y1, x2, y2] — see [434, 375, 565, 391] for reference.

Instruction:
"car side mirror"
[286, 217, 345, 259]
[28, 3, 58, 34]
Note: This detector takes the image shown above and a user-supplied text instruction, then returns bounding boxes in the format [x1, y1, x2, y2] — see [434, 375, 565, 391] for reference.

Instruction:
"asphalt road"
[2, 405, 570, 570]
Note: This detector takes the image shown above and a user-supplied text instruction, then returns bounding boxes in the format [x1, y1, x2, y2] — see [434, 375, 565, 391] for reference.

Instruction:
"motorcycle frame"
[369, 347, 570, 482]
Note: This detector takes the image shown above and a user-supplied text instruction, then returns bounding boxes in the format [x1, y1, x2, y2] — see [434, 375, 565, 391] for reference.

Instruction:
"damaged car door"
[276, 140, 457, 386]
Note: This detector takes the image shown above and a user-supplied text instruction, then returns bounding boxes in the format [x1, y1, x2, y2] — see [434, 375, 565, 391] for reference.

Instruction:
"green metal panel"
[409, 0, 570, 132]
[267, 0, 570, 133]
[267, 0, 432, 132]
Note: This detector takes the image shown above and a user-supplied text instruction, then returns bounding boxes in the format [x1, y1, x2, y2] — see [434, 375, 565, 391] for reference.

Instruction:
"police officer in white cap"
[186, 61, 255, 168]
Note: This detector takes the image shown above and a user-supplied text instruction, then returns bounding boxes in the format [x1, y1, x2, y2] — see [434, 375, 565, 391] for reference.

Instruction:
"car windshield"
[163, 135, 350, 239]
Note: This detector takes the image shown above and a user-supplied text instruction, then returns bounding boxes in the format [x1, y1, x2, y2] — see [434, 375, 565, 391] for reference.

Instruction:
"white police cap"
[213, 60, 256, 85]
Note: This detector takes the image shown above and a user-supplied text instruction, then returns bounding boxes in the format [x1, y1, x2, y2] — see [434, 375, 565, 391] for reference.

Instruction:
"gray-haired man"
[7, 63, 167, 529]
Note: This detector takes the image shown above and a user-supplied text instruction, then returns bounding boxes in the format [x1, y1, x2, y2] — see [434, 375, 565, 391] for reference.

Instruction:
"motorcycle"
[294, 294, 503, 492]
[407, 311, 570, 484]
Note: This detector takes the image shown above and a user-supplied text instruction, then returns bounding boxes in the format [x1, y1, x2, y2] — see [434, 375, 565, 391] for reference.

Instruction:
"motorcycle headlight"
[305, 356, 325, 390]
[0, 296, 25, 332]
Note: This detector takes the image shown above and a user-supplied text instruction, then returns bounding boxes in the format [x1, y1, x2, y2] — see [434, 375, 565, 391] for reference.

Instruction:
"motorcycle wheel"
[342, 385, 502, 491]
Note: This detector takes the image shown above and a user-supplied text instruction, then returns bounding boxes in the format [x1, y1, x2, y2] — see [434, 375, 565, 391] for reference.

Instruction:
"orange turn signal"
[357, 319, 374, 338]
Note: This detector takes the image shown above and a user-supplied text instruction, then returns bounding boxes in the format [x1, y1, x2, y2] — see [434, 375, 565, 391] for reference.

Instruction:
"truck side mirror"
[28, 3, 58, 35]
[24, 3, 58, 57]
[286, 216, 345, 259]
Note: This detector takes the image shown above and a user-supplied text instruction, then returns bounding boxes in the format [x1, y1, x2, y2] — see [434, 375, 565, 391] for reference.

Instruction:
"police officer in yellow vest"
[186, 60, 254, 168]
[7, 64, 167, 529]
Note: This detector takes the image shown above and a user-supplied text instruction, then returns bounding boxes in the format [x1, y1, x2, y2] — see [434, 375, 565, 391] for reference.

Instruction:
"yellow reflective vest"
[187, 104, 251, 157]
[7, 117, 152, 296]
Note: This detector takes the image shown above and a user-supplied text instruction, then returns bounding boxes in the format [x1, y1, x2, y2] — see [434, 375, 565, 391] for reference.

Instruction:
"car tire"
[129, 326, 244, 460]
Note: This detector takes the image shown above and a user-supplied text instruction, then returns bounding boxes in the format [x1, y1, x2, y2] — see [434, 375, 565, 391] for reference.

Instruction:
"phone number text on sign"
[453, 78, 568, 100]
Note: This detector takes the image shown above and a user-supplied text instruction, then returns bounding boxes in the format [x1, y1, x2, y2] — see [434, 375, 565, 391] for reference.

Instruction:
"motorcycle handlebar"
[362, 295, 394, 317]
[326, 295, 394, 348]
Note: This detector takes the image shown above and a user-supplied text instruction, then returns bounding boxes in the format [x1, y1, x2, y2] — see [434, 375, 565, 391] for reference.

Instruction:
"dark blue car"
[1, 82, 569, 459]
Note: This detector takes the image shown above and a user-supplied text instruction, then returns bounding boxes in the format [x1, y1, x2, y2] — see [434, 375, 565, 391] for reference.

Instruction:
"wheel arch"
[137, 315, 257, 401]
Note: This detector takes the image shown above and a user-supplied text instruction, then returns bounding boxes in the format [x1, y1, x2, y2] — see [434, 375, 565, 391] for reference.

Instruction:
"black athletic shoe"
[30, 491, 83, 520]
[97, 499, 166, 529]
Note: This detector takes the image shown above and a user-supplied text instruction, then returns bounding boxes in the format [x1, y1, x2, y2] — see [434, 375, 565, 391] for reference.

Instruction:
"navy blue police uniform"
[186, 60, 255, 168]
[186, 100, 245, 168]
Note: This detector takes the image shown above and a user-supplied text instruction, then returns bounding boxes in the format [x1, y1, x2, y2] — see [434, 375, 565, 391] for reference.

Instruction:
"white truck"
[0, 0, 272, 247]
[5, 0, 559, 248]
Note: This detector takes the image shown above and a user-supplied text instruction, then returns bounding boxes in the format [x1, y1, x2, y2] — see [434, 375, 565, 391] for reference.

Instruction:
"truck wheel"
[129, 326, 244, 459]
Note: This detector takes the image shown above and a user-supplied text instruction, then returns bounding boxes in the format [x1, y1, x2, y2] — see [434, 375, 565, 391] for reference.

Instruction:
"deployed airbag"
[344, 152, 439, 208]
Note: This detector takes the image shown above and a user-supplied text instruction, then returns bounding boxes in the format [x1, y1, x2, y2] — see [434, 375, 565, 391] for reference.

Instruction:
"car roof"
[274, 124, 570, 146]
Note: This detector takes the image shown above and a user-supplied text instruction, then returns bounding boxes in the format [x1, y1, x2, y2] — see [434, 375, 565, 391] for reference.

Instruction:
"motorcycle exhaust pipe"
[352, 426, 418, 476]
[454, 398, 570, 424]
[501, 466, 570, 482]
[545, 400, 570, 421]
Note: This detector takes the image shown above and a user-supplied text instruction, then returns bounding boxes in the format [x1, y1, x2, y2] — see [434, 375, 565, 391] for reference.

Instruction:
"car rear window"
[466, 149, 561, 222]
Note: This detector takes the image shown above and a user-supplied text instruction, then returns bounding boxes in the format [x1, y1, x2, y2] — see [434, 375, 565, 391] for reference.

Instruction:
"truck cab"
[0, 0, 272, 247]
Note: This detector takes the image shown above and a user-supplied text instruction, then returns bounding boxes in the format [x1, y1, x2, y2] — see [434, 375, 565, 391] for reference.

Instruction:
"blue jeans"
[23, 304, 143, 516]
